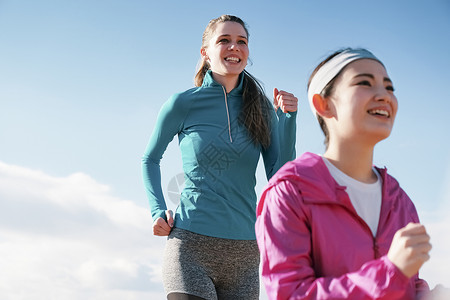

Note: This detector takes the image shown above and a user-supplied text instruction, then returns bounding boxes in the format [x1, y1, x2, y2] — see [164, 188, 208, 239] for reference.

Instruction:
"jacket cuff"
[381, 255, 409, 285]
[276, 107, 298, 119]
[152, 209, 167, 221]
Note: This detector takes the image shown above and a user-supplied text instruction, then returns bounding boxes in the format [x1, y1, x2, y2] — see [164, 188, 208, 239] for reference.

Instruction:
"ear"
[312, 94, 334, 118]
[200, 48, 208, 61]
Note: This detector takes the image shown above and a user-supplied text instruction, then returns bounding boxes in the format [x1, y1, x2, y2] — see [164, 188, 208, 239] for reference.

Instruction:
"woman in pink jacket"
[255, 48, 447, 299]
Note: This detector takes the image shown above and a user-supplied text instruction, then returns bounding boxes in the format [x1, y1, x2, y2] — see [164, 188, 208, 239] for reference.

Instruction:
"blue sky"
[1, 1, 449, 299]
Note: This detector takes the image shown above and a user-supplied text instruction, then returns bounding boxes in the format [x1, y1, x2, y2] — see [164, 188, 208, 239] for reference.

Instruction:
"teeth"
[225, 57, 240, 62]
[369, 109, 389, 117]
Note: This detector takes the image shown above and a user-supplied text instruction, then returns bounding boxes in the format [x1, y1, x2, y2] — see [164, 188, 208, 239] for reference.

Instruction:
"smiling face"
[325, 58, 398, 146]
[201, 21, 249, 81]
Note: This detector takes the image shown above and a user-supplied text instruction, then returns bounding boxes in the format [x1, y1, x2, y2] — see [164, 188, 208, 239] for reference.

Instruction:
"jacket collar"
[202, 70, 244, 96]
[268, 152, 396, 207]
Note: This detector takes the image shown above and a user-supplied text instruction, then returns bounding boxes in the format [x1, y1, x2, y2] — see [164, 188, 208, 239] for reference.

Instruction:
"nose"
[228, 43, 238, 51]
[375, 86, 392, 103]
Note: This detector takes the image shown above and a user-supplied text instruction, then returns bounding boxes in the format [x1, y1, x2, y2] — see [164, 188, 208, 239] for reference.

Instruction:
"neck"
[210, 72, 239, 93]
[324, 140, 377, 183]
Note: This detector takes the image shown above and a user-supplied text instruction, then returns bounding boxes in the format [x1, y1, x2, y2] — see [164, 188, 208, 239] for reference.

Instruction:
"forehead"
[340, 59, 389, 79]
[212, 21, 248, 38]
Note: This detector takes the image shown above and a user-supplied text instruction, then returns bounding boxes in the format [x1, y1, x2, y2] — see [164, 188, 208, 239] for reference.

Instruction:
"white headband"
[307, 49, 382, 114]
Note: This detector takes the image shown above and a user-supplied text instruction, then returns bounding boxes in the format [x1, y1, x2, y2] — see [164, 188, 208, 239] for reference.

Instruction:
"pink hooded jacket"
[255, 152, 430, 299]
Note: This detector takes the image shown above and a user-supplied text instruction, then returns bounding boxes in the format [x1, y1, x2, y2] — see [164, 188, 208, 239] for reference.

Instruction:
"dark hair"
[195, 15, 272, 148]
[307, 48, 369, 148]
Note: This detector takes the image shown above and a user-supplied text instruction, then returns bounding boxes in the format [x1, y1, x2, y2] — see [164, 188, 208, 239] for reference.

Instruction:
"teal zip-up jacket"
[142, 70, 296, 240]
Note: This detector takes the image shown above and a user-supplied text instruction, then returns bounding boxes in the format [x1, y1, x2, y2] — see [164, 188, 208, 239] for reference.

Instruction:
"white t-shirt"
[322, 157, 382, 237]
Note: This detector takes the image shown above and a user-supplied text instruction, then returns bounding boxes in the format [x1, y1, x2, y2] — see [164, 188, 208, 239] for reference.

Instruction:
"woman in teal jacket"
[141, 15, 297, 300]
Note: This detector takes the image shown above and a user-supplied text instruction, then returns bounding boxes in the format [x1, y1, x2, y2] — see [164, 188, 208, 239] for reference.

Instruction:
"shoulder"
[257, 152, 327, 216]
[267, 152, 340, 203]
[158, 87, 203, 119]
[265, 152, 335, 199]
[376, 167, 406, 198]
[269, 152, 326, 185]
[378, 167, 419, 216]
[165, 86, 200, 108]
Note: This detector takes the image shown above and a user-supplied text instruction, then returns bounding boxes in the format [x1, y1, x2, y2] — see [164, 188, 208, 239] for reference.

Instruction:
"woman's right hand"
[387, 222, 432, 278]
[273, 88, 298, 113]
[152, 210, 174, 236]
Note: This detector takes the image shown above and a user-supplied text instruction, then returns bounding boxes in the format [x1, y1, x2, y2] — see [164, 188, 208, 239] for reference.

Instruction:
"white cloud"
[420, 160, 450, 290]
[420, 216, 450, 289]
[0, 161, 166, 299]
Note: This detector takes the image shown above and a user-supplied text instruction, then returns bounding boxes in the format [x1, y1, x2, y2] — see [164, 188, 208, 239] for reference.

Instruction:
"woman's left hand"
[273, 88, 298, 113]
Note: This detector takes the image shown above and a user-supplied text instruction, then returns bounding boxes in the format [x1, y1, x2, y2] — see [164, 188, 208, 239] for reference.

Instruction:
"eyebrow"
[217, 34, 248, 40]
[354, 73, 392, 83]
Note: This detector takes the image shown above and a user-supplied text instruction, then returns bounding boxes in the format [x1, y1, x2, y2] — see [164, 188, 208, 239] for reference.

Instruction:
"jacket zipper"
[335, 186, 381, 259]
[221, 86, 233, 143]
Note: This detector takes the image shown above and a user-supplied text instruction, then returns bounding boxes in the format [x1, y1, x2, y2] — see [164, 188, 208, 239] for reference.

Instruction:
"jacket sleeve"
[141, 94, 187, 221]
[255, 179, 411, 300]
[261, 108, 296, 180]
[276, 108, 297, 165]
[416, 277, 431, 299]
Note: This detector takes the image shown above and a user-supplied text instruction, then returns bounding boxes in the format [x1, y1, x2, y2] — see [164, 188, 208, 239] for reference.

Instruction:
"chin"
[358, 127, 393, 146]
[368, 124, 394, 138]
[225, 69, 244, 76]
[372, 131, 393, 144]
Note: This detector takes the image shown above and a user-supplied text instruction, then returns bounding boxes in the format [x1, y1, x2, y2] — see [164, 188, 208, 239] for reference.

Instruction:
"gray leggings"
[162, 228, 260, 300]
